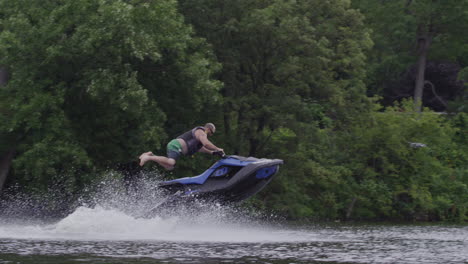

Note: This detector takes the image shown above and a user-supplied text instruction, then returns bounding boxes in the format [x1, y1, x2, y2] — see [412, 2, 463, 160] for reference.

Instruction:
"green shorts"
[166, 139, 183, 160]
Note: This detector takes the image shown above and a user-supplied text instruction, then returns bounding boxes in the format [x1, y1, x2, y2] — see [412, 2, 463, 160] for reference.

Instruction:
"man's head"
[205, 123, 216, 136]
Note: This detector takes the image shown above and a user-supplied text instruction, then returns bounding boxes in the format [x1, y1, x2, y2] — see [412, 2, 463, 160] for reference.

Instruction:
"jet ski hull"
[145, 156, 282, 216]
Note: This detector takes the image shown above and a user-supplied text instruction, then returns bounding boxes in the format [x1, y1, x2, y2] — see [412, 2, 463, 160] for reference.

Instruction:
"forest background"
[0, 0, 467, 222]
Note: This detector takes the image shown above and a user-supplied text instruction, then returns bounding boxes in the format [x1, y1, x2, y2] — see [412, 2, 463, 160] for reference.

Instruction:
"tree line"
[0, 0, 467, 221]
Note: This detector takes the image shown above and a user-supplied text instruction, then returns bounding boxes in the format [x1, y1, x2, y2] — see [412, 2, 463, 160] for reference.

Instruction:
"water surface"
[1, 176, 466, 264]
[1, 206, 466, 264]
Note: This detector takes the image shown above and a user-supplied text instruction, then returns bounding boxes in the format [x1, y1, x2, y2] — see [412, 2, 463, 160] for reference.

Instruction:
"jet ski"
[143, 155, 283, 217]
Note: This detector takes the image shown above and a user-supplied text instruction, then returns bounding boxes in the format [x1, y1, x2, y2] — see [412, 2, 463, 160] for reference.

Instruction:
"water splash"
[2, 172, 467, 263]
[0, 170, 297, 243]
[0, 205, 306, 242]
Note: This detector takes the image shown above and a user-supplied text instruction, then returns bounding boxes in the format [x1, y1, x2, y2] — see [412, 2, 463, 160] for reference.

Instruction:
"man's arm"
[195, 130, 223, 152]
[199, 146, 214, 154]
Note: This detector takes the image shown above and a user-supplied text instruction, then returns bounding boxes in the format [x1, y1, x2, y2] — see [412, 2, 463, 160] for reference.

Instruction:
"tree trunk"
[0, 67, 8, 85]
[0, 149, 15, 192]
[346, 197, 357, 220]
[413, 32, 432, 112]
[0, 67, 12, 192]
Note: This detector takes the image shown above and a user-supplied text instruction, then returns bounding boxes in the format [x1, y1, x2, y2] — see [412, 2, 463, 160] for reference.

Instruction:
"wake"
[0, 171, 292, 243]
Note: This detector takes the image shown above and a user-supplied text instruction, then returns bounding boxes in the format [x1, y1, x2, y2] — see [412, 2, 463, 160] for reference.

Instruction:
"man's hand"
[212, 150, 226, 158]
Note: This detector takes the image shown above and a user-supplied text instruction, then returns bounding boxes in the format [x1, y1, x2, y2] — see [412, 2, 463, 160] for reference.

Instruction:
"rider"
[139, 123, 224, 170]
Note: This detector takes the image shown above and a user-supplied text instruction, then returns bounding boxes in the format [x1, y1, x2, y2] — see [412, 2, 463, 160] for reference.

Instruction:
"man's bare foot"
[139, 153, 151, 166]
[139, 151, 153, 159]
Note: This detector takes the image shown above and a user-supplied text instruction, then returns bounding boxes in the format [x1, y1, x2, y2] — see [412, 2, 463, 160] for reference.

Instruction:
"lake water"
[0, 206, 467, 264]
[0, 176, 466, 264]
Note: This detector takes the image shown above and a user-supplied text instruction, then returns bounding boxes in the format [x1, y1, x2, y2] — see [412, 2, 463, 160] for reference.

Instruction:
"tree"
[180, 0, 373, 218]
[353, 0, 468, 112]
[180, 0, 372, 155]
[0, 0, 221, 193]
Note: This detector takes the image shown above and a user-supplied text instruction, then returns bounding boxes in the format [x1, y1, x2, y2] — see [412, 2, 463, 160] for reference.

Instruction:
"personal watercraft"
[143, 155, 283, 217]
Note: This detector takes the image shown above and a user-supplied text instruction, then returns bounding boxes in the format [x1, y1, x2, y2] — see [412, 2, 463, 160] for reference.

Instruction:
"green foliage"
[333, 100, 467, 221]
[352, 0, 468, 98]
[0, 0, 220, 192]
[255, 99, 467, 222]
[179, 0, 373, 153]
[0, 0, 466, 223]
[450, 67, 468, 113]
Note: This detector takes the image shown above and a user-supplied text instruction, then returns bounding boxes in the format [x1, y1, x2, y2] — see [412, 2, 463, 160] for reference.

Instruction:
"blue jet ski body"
[157, 155, 283, 206]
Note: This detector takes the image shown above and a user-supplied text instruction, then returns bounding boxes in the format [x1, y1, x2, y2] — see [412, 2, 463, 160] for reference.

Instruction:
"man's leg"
[139, 153, 176, 170]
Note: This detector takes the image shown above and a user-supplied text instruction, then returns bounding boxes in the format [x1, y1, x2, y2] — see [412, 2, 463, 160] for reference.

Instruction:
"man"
[139, 123, 224, 170]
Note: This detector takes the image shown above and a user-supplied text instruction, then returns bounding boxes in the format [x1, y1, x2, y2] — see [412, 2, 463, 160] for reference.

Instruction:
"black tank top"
[177, 126, 205, 156]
